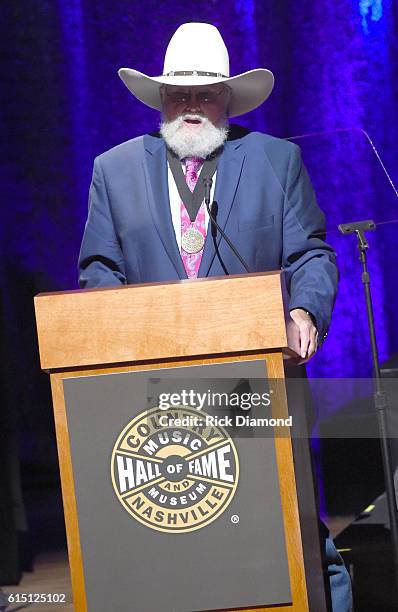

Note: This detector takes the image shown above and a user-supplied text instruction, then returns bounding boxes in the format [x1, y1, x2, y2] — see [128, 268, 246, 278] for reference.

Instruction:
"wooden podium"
[34, 272, 326, 612]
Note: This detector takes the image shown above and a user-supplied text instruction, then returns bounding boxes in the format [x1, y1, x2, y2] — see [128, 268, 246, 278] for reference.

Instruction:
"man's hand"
[288, 308, 318, 362]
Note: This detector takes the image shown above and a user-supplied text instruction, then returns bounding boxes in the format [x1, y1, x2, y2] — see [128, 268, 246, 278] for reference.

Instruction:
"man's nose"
[186, 94, 201, 113]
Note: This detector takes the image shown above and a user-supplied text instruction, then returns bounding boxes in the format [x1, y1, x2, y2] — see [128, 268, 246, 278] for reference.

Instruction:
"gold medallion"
[181, 228, 205, 254]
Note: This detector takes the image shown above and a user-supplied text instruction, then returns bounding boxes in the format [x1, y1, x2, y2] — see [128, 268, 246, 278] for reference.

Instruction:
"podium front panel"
[62, 360, 291, 612]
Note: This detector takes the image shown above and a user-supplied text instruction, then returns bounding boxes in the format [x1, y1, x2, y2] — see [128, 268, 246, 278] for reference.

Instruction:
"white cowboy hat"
[118, 22, 274, 118]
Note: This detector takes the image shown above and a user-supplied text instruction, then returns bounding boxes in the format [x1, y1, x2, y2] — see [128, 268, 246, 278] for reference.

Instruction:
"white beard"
[160, 114, 228, 159]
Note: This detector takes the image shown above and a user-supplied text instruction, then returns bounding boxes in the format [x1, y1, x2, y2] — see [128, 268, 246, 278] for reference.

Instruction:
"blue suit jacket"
[78, 130, 338, 341]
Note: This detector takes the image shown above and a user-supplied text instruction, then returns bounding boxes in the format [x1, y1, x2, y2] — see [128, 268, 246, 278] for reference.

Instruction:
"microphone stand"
[339, 219, 398, 591]
[203, 178, 251, 273]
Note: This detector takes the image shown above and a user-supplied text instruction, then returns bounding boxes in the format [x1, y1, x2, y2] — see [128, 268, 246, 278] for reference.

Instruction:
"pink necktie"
[181, 157, 206, 278]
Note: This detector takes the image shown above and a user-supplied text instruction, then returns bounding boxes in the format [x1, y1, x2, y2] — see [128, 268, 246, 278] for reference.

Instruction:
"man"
[78, 22, 351, 611]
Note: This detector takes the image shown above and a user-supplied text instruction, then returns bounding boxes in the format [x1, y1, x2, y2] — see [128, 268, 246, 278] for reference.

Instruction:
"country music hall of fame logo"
[111, 406, 239, 533]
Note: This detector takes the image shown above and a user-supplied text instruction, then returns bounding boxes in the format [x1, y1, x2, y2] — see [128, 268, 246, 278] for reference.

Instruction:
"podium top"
[34, 272, 288, 371]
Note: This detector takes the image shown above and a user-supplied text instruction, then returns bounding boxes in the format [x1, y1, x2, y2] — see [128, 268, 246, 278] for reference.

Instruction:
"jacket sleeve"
[78, 156, 127, 288]
[282, 144, 338, 342]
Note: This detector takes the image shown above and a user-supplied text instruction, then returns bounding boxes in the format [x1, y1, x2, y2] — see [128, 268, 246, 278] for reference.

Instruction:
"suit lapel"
[143, 135, 187, 279]
[198, 139, 245, 277]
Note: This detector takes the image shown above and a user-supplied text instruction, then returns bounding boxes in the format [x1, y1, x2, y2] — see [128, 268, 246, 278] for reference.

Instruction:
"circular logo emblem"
[111, 406, 239, 533]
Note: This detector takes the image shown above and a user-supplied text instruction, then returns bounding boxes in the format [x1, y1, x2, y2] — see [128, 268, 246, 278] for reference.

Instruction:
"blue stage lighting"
[359, 0, 383, 34]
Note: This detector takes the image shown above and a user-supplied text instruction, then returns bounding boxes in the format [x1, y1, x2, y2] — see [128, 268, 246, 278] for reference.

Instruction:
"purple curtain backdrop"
[1, 1, 398, 468]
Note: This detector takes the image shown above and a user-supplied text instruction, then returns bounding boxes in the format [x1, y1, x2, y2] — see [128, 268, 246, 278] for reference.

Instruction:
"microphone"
[203, 177, 212, 206]
[202, 177, 251, 273]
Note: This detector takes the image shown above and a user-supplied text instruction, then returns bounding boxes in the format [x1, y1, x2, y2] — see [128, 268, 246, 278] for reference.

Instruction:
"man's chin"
[160, 116, 228, 159]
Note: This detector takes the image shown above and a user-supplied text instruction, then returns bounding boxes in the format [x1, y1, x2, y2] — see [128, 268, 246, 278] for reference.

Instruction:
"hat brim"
[118, 68, 274, 118]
